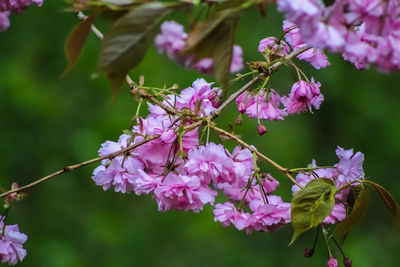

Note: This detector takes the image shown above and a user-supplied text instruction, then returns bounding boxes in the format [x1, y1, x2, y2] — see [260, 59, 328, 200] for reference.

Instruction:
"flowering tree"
[1, 0, 400, 266]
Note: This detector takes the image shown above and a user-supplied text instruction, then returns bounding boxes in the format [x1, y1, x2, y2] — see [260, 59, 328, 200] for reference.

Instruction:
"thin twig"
[0, 135, 159, 199]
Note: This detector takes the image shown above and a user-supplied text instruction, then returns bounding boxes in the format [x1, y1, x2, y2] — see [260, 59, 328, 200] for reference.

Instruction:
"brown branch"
[0, 135, 159, 199]
[210, 125, 303, 188]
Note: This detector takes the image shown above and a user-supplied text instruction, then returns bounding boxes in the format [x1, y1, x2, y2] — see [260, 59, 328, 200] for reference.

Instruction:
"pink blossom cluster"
[92, 78, 291, 233]
[155, 21, 244, 74]
[236, 77, 323, 120]
[277, 0, 400, 72]
[0, 217, 27, 266]
[292, 146, 365, 224]
[0, 0, 43, 31]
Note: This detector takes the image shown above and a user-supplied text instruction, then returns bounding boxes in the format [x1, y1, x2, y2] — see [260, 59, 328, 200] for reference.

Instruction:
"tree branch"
[0, 135, 159, 199]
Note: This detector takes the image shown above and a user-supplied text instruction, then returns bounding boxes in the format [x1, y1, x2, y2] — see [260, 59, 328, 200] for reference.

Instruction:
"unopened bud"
[235, 115, 243, 126]
[238, 102, 247, 114]
[304, 247, 314, 258]
[343, 257, 352, 267]
[211, 96, 222, 108]
[326, 257, 338, 267]
[207, 90, 217, 102]
[257, 124, 267, 136]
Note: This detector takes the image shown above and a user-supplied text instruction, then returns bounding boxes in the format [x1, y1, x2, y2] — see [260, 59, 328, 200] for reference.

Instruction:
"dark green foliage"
[336, 186, 370, 235]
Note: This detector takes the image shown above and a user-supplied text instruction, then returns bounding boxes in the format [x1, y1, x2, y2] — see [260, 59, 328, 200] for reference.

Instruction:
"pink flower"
[92, 156, 144, 193]
[231, 146, 254, 184]
[92, 134, 145, 193]
[246, 195, 291, 234]
[262, 174, 280, 193]
[133, 170, 162, 195]
[178, 78, 220, 116]
[335, 146, 365, 184]
[282, 78, 324, 114]
[237, 89, 287, 121]
[155, 21, 244, 74]
[132, 116, 186, 173]
[258, 37, 290, 55]
[154, 174, 217, 213]
[155, 21, 187, 59]
[213, 202, 250, 230]
[185, 142, 235, 188]
[0, 218, 28, 266]
[326, 257, 338, 267]
[323, 203, 346, 224]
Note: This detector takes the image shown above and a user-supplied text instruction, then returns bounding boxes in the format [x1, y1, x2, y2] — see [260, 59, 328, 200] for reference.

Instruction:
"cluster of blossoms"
[0, 217, 27, 266]
[92, 74, 365, 237]
[235, 36, 325, 130]
[277, 0, 400, 72]
[0, 0, 43, 31]
[154, 21, 244, 75]
[92, 78, 293, 233]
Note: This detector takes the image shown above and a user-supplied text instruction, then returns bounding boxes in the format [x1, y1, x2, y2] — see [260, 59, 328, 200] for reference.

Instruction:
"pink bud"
[304, 247, 314, 257]
[207, 90, 217, 102]
[212, 98, 221, 108]
[257, 124, 267, 136]
[238, 102, 247, 113]
[326, 257, 338, 267]
[343, 257, 352, 267]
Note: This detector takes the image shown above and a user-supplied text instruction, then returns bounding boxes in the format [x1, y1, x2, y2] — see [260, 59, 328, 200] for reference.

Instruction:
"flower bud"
[326, 257, 338, 267]
[343, 257, 352, 267]
[257, 124, 267, 136]
[235, 115, 243, 126]
[212, 98, 221, 108]
[207, 90, 217, 102]
[304, 247, 314, 257]
[238, 102, 247, 114]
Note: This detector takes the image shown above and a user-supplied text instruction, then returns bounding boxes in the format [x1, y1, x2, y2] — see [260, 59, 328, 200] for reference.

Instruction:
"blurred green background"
[1, 1, 400, 266]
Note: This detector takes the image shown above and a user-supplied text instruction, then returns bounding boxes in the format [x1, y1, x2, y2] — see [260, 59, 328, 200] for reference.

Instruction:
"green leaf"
[182, 5, 242, 93]
[336, 186, 370, 235]
[99, 2, 173, 91]
[62, 15, 95, 77]
[364, 180, 400, 233]
[289, 178, 336, 246]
